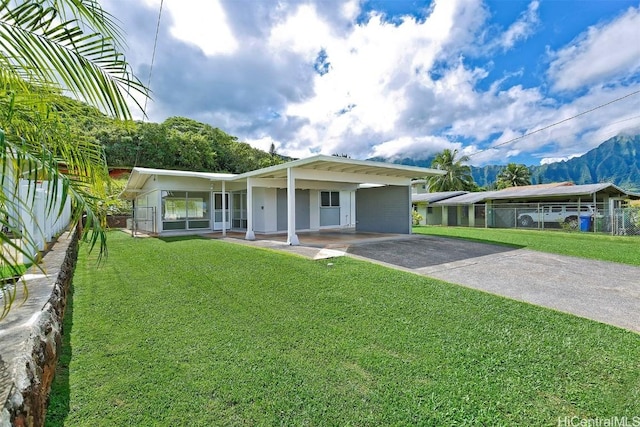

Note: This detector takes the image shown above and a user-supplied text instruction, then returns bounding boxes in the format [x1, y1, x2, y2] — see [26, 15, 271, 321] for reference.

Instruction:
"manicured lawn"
[47, 231, 640, 426]
[0, 263, 27, 279]
[414, 226, 640, 266]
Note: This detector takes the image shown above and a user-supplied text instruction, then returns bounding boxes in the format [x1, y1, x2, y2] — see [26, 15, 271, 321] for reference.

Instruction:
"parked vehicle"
[518, 205, 595, 228]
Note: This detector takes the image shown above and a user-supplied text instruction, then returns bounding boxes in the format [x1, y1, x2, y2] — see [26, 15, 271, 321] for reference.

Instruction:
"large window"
[161, 191, 210, 230]
[320, 191, 340, 226]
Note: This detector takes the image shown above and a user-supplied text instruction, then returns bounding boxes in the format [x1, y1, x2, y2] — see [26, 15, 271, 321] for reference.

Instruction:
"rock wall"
[106, 215, 129, 229]
[1, 229, 79, 427]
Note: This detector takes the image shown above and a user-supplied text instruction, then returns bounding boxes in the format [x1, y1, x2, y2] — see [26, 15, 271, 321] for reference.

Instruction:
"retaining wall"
[1, 230, 78, 427]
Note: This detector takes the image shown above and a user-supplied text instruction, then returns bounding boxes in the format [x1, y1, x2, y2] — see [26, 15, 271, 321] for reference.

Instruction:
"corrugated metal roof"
[412, 191, 468, 203]
[433, 183, 638, 205]
[434, 191, 499, 205]
[490, 183, 627, 199]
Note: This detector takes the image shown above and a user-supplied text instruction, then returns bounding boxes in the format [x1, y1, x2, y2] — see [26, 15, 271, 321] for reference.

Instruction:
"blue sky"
[103, 0, 640, 166]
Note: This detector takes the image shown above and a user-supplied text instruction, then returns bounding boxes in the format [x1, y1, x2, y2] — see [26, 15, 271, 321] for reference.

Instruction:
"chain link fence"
[132, 206, 156, 235]
[611, 207, 640, 235]
[484, 202, 640, 235]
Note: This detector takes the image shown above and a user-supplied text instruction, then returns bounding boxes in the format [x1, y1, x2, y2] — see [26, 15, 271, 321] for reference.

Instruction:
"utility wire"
[135, 0, 164, 168]
[142, 0, 164, 121]
[469, 89, 640, 157]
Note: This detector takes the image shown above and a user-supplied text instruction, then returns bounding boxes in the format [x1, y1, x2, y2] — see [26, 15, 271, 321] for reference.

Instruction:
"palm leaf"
[0, 0, 148, 120]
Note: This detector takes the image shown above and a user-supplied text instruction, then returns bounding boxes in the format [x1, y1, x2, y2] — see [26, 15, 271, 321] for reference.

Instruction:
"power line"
[135, 0, 164, 168]
[469, 89, 640, 157]
[142, 0, 164, 121]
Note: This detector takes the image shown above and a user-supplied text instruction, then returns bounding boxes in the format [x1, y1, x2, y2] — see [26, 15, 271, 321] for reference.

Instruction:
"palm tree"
[496, 163, 531, 189]
[1, 0, 147, 318]
[428, 148, 475, 192]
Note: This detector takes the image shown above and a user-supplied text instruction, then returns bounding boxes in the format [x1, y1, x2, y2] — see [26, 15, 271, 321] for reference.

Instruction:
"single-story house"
[121, 155, 443, 245]
[411, 191, 468, 225]
[429, 182, 640, 232]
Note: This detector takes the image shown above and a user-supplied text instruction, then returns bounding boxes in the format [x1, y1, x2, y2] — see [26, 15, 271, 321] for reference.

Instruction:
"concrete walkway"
[225, 233, 640, 334]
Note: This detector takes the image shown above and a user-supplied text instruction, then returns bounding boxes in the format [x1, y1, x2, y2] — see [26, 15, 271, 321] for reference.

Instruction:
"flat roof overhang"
[121, 155, 445, 199]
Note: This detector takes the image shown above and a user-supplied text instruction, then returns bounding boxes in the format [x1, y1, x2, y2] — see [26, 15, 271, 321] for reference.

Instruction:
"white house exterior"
[122, 155, 443, 245]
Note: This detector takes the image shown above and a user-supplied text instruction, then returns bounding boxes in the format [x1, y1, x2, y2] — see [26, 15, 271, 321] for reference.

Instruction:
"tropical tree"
[428, 148, 476, 192]
[496, 163, 532, 189]
[0, 0, 146, 318]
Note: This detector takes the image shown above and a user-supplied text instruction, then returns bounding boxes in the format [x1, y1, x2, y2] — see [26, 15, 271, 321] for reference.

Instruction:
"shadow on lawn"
[158, 235, 209, 244]
[44, 285, 74, 427]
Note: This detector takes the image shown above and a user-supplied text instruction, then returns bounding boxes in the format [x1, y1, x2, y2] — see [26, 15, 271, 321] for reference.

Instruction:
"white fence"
[2, 179, 71, 264]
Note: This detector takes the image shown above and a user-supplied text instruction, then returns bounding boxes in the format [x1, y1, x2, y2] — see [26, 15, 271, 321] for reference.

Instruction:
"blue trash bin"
[579, 214, 591, 232]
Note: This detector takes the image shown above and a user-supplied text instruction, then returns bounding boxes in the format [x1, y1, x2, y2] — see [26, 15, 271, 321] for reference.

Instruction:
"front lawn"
[414, 226, 640, 266]
[47, 232, 640, 426]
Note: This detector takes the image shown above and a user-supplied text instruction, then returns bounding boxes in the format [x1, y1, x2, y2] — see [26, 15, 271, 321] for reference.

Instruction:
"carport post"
[287, 167, 299, 245]
[245, 177, 255, 241]
[222, 180, 226, 237]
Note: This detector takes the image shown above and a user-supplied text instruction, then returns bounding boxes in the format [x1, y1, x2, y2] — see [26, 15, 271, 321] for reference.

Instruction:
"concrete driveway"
[346, 235, 640, 333]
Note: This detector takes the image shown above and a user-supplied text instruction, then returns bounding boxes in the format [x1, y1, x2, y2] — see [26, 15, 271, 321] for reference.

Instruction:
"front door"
[213, 192, 230, 230]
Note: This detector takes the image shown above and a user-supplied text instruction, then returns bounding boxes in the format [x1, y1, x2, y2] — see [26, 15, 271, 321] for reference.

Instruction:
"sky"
[101, 0, 640, 166]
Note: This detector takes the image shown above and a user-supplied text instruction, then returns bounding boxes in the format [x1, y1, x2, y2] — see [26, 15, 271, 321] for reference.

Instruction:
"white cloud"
[268, 4, 333, 58]
[539, 154, 580, 165]
[498, 0, 539, 50]
[548, 5, 640, 91]
[274, 0, 487, 158]
[369, 135, 457, 159]
[144, 0, 239, 56]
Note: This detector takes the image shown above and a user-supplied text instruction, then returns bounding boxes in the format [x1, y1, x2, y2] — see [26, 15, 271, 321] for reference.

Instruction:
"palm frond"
[0, 0, 147, 119]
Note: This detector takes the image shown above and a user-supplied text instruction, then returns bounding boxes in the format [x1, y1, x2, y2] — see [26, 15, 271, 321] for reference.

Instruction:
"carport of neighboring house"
[121, 155, 444, 245]
[427, 183, 640, 229]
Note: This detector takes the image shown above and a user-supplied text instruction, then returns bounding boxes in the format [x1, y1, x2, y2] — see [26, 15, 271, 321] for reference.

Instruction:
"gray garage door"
[355, 185, 411, 234]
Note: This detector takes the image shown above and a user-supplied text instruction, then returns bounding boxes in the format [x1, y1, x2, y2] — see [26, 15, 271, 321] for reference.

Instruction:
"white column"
[245, 178, 255, 240]
[221, 180, 226, 237]
[287, 167, 299, 245]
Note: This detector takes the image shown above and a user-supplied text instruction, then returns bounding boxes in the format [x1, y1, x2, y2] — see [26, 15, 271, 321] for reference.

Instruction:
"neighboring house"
[411, 179, 429, 194]
[411, 191, 467, 225]
[430, 182, 640, 233]
[121, 155, 444, 245]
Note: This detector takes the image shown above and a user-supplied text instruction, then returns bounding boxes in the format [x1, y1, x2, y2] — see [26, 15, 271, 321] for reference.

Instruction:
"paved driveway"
[347, 235, 640, 333]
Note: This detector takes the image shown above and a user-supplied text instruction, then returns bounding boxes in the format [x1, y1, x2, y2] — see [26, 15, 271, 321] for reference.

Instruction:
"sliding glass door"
[232, 192, 247, 229]
[161, 191, 210, 231]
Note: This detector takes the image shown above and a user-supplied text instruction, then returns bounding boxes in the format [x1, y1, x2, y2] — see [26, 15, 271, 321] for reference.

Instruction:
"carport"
[231, 155, 444, 244]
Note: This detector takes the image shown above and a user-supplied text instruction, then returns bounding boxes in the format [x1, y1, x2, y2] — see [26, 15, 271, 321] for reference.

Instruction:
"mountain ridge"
[372, 134, 640, 191]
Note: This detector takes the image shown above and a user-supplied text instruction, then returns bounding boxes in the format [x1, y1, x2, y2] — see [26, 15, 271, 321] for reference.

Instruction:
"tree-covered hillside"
[63, 101, 283, 174]
[528, 134, 640, 190]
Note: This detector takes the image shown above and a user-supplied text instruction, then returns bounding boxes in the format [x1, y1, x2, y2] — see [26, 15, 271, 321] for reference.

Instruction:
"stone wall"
[1, 229, 79, 427]
[106, 215, 129, 229]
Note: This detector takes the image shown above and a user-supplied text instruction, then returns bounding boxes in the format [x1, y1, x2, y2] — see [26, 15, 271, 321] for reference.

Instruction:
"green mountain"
[375, 134, 640, 192]
[525, 134, 640, 191]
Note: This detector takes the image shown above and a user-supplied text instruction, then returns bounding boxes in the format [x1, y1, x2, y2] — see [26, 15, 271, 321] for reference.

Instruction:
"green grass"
[414, 226, 640, 266]
[47, 231, 640, 426]
[1, 263, 27, 280]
